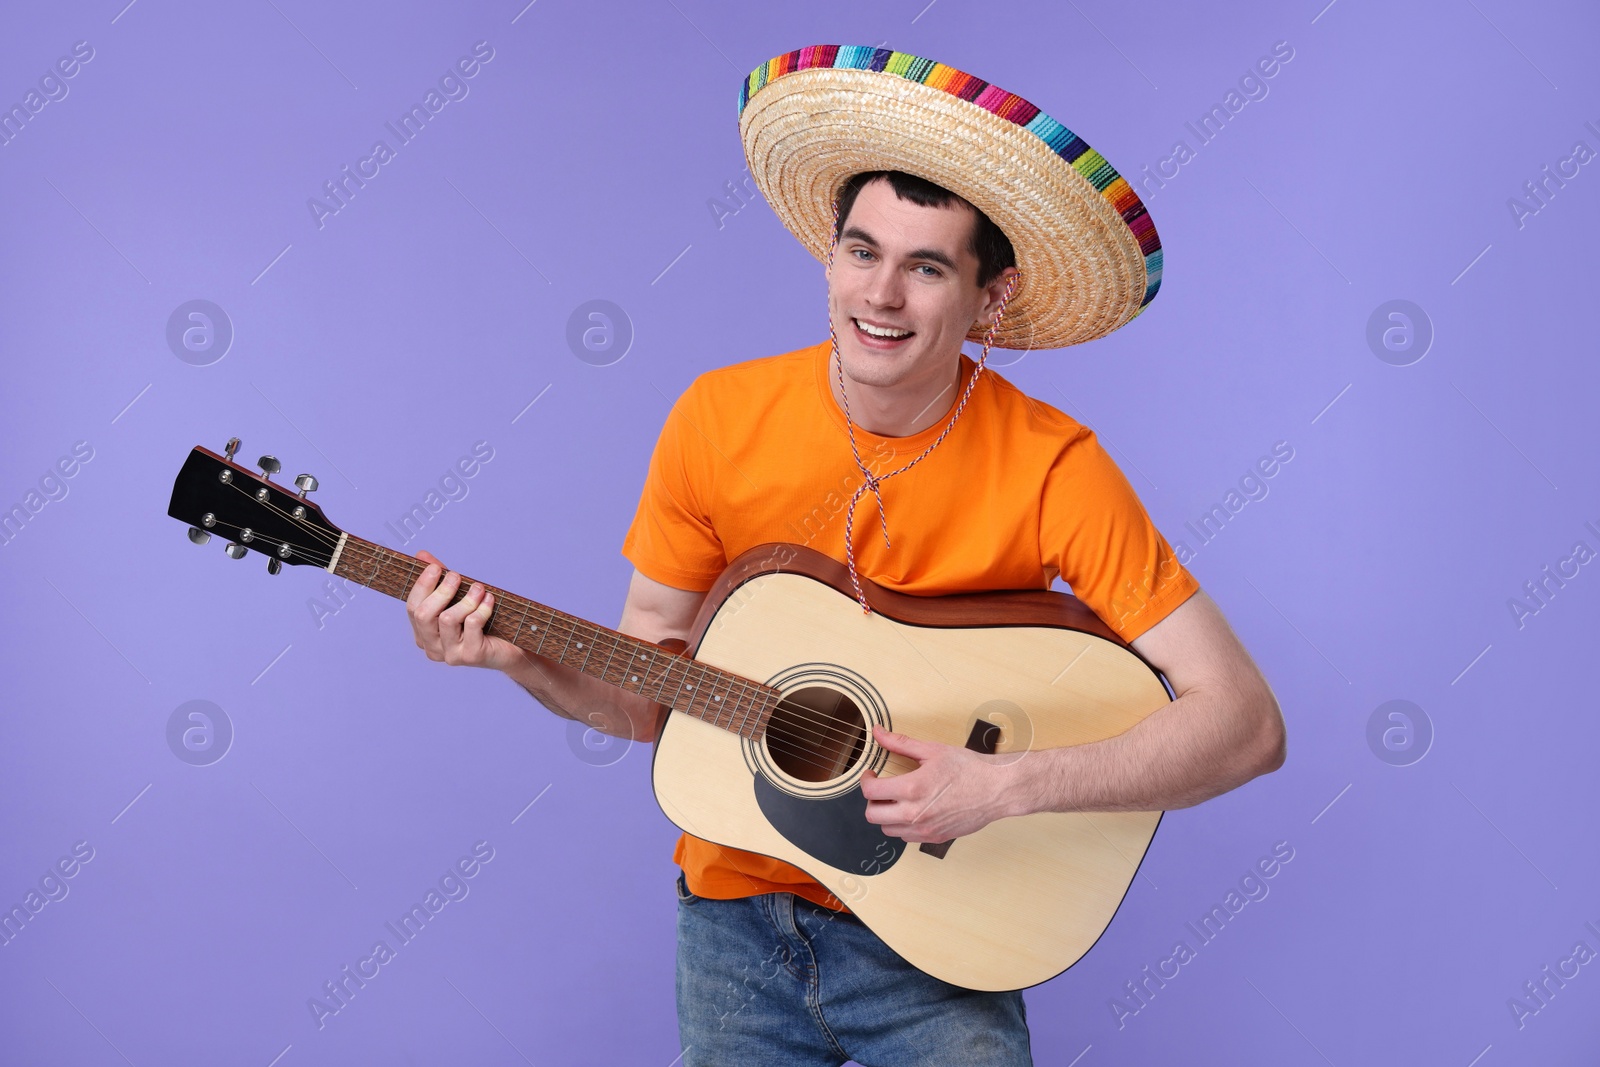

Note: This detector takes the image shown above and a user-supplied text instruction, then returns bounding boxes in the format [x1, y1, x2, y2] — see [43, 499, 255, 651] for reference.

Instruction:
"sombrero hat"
[738, 45, 1163, 351]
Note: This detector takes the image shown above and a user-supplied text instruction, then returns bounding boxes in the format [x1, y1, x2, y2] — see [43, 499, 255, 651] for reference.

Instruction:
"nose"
[861, 261, 905, 311]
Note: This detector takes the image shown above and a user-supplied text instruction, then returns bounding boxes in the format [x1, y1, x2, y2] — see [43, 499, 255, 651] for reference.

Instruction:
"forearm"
[1002, 684, 1284, 816]
[503, 652, 667, 744]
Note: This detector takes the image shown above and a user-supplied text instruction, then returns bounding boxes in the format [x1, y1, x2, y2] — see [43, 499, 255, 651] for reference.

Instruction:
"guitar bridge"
[919, 718, 1001, 860]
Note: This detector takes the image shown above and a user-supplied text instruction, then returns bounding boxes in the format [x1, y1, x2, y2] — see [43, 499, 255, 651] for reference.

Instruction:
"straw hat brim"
[739, 47, 1163, 351]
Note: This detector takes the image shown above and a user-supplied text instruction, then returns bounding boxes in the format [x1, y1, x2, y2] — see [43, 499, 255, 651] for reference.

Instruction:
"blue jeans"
[674, 870, 1032, 1066]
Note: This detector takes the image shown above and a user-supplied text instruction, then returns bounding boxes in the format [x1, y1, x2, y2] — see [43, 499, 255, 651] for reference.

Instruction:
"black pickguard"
[753, 775, 906, 875]
[752, 717, 1002, 873]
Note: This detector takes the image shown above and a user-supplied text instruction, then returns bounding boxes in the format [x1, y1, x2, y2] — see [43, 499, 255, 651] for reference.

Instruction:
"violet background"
[2, 0, 1597, 1064]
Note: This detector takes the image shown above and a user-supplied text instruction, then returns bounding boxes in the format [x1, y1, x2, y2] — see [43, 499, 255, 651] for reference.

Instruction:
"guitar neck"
[327, 533, 775, 738]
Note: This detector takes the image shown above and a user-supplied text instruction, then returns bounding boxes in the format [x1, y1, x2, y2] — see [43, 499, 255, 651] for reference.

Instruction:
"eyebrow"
[840, 225, 959, 270]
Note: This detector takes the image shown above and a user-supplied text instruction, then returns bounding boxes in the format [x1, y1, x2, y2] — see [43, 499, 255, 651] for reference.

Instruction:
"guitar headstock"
[167, 438, 344, 573]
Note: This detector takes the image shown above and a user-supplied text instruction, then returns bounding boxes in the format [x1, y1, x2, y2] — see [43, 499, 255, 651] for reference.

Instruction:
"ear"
[975, 266, 1021, 328]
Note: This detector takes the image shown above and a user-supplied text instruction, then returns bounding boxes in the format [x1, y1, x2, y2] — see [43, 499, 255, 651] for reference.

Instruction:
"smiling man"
[404, 45, 1286, 1067]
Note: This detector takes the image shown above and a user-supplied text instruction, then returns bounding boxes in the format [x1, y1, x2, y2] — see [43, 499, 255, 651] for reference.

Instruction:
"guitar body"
[653, 544, 1170, 992]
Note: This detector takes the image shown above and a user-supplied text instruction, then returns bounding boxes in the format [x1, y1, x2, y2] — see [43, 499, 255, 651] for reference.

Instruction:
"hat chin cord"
[824, 194, 1022, 614]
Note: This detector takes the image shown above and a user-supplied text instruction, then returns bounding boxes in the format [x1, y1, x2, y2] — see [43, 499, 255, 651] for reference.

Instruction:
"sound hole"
[765, 685, 867, 783]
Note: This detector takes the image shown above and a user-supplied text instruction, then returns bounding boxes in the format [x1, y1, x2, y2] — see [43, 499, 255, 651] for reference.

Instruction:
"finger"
[428, 575, 469, 657]
[859, 767, 889, 800]
[421, 570, 464, 621]
[860, 766, 915, 804]
[463, 591, 495, 635]
[440, 582, 484, 629]
[873, 726, 939, 759]
[406, 551, 444, 608]
[407, 559, 450, 657]
[436, 584, 481, 664]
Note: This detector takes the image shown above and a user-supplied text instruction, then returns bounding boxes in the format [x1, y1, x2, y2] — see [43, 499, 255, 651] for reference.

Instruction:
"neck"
[829, 348, 965, 437]
[325, 533, 779, 737]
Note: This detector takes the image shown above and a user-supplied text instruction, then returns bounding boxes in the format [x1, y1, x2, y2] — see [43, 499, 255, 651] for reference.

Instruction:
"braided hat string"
[825, 193, 1022, 614]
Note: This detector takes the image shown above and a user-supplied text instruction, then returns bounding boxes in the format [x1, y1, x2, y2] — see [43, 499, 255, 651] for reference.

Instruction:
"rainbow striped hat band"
[738, 45, 1163, 350]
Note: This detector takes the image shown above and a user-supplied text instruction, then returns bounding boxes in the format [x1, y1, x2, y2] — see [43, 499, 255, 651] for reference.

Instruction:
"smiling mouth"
[852, 317, 916, 346]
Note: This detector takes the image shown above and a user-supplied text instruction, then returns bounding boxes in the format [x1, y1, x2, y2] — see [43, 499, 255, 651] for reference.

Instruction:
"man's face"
[827, 177, 1013, 393]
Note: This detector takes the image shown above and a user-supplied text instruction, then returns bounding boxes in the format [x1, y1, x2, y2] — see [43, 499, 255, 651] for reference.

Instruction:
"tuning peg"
[258, 455, 281, 478]
[267, 558, 283, 575]
[187, 526, 211, 545]
[225, 542, 248, 559]
[294, 473, 318, 497]
[224, 437, 241, 461]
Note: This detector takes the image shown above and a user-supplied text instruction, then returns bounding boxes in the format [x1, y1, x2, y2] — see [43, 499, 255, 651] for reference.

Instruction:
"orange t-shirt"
[621, 337, 1199, 911]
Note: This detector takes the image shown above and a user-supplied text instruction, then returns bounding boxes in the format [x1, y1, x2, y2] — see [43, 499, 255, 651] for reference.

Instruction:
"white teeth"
[855, 319, 912, 338]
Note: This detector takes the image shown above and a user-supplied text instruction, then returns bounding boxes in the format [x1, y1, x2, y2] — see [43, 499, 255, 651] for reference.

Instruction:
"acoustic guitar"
[168, 439, 1171, 992]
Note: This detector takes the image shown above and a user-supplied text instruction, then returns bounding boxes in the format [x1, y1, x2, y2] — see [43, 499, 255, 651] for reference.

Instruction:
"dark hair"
[833, 170, 1016, 289]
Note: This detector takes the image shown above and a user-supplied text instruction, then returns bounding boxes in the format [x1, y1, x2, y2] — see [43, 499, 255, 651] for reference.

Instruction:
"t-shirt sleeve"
[620, 384, 726, 591]
[1040, 424, 1200, 644]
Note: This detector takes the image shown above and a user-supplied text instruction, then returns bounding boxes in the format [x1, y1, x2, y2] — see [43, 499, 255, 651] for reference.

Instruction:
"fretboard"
[328, 533, 775, 739]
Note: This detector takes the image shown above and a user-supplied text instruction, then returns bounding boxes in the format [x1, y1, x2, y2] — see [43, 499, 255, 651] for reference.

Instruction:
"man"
[406, 45, 1285, 1067]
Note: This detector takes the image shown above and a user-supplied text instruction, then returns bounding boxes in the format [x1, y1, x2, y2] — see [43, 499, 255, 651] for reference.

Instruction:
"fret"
[360, 548, 379, 588]
[743, 681, 769, 737]
[532, 610, 550, 657]
[736, 680, 760, 732]
[576, 628, 595, 674]
[352, 543, 379, 588]
[510, 599, 531, 645]
[650, 649, 671, 700]
[598, 638, 618, 689]
[392, 557, 413, 597]
[651, 649, 672, 704]
[665, 659, 691, 710]
[610, 642, 627, 691]
[372, 550, 392, 589]
[627, 643, 646, 694]
[628, 642, 644, 689]
[704, 669, 720, 724]
[623, 647, 652, 695]
[368, 550, 387, 590]
[722, 671, 738, 728]
[673, 661, 690, 716]
[679, 663, 703, 719]
[736, 685, 759, 737]
[708, 670, 732, 728]
[741, 682, 764, 733]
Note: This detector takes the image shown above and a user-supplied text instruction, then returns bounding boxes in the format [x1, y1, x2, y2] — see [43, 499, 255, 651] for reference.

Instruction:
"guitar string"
[211, 475, 895, 759]
[209, 478, 343, 552]
[204, 494, 915, 774]
[204, 484, 938, 771]
[234, 510, 918, 776]
[333, 536, 912, 762]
